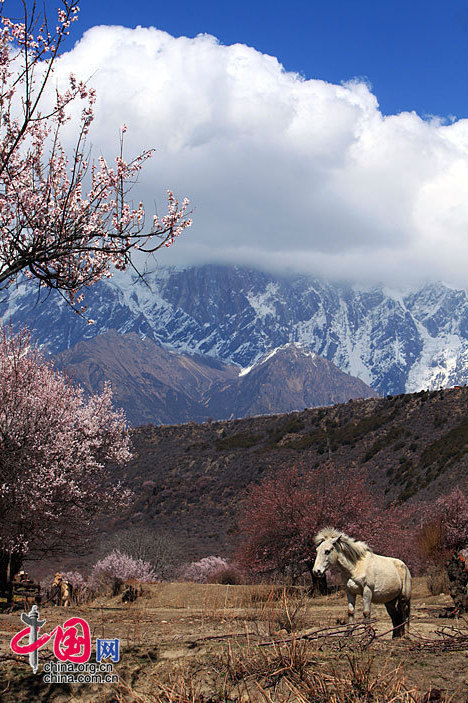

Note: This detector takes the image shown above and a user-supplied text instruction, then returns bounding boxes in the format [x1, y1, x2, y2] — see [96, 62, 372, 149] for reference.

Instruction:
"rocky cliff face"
[3, 265, 468, 396]
[54, 333, 377, 425]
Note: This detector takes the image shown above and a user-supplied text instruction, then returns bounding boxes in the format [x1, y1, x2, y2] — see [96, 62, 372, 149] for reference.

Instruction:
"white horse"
[313, 528, 411, 638]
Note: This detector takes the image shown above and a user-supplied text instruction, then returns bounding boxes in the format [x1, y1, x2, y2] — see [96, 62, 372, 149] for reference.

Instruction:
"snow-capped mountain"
[2, 264, 468, 396]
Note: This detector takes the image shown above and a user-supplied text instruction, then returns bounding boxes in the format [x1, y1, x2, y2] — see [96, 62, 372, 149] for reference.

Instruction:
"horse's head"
[312, 534, 341, 577]
[53, 573, 63, 587]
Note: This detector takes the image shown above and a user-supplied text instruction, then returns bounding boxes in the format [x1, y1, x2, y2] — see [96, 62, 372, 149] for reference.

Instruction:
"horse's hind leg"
[385, 598, 404, 638]
[398, 596, 411, 637]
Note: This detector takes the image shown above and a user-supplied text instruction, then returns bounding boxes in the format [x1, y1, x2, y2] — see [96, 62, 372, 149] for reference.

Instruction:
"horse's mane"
[314, 527, 372, 564]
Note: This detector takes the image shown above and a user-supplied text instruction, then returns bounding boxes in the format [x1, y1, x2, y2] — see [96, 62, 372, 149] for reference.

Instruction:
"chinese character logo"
[10, 607, 91, 673]
[52, 617, 91, 663]
[96, 638, 120, 663]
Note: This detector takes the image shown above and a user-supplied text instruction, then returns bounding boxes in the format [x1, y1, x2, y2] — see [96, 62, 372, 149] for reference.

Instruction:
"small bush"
[207, 566, 245, 585]
[426, 564, 450, 595]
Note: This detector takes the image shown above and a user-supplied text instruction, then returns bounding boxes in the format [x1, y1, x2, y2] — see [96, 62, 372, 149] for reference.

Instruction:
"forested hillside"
[107, 387, 468, 559]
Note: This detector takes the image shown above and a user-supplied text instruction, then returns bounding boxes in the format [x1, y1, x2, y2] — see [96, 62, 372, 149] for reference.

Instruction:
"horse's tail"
[396, 563, 412, 634]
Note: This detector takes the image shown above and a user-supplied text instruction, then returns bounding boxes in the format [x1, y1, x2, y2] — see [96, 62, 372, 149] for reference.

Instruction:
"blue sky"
[9, 0, 468, 286]
[70, 0, 467, 119]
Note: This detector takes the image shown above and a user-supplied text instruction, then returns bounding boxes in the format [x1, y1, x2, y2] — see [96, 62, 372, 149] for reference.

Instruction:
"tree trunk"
[0, 550, 23, 592]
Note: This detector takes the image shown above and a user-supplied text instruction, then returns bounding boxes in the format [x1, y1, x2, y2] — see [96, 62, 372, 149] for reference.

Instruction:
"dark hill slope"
[54, 333, 376, 425]
[109, 387, 468, 559]
[55, 330, 239, 426]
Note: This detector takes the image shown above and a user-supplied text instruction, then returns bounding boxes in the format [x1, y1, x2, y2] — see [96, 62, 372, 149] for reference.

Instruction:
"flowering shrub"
[181, 556, 229, 583]
[61, 571, 86, 589]
[89, 549, 158, 589]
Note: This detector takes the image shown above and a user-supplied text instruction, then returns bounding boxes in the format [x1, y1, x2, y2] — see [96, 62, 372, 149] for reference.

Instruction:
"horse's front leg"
[346, 590, 356, 624]
[362, 586, 373, 621]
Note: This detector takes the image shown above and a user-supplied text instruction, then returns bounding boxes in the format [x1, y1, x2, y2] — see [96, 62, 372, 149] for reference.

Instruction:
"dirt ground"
[0, 578, 467, 702]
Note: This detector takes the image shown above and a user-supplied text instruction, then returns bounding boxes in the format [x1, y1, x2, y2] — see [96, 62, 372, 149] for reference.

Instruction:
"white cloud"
[54, 25, 468, 287]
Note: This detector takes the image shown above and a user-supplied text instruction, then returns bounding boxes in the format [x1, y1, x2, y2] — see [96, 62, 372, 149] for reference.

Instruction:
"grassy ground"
[0, 578, 467, 702]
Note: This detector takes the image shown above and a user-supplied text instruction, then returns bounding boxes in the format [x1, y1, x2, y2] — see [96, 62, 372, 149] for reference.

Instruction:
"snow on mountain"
[2, 265, 468, 396]
[240, 343, 318, 377]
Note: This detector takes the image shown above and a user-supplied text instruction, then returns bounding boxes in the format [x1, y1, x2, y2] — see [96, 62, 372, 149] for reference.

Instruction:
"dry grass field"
[1, 578, 467, 702]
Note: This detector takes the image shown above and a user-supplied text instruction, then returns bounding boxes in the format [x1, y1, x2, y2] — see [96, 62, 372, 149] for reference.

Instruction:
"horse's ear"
[331, 534, 342, 545]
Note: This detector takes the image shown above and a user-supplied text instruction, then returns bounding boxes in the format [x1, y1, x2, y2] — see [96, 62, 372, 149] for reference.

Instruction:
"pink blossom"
[0, 326, 132, 586]
[0, 1, 191, 312]
[181, 556, 229, 583]
[236, 462, 419, 576]
[90, 549, 157, 585]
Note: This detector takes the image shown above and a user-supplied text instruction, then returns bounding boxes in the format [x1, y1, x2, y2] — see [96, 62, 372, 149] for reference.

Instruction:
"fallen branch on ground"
[257, 620, 378, 647]
[184, 630, 260, 647]
[408, 623, 468, 652]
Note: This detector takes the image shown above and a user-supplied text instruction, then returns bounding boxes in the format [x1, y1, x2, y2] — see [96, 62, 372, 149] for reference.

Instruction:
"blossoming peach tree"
[0, 0, 191, 311]
[236, 462, 418, 586]
[0, 327, 133, 589]
[89, 549, 157, 587]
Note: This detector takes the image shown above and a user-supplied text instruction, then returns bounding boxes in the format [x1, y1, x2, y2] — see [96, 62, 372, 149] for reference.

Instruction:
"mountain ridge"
[54, 332, 377, 425]
[4, 264, 468, 395]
